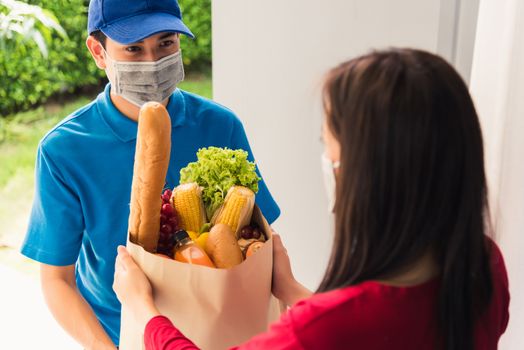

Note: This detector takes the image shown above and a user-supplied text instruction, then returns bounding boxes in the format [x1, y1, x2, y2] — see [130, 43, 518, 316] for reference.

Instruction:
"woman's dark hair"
[317, 48, 493, 350]
[91, 30, 107, 48]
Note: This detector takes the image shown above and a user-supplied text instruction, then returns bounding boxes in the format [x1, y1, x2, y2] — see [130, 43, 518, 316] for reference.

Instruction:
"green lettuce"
[179, 147, 261, 219]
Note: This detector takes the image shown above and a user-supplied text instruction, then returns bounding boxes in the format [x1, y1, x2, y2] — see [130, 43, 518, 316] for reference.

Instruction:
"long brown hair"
[317, 48, 493, 350]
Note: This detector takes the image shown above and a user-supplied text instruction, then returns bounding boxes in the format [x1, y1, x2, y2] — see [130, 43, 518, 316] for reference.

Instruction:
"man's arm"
[40, 264, 116, 350]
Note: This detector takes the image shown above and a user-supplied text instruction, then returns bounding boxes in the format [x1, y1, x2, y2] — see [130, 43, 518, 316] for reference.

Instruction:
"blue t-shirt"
[21, 84, 280, 345]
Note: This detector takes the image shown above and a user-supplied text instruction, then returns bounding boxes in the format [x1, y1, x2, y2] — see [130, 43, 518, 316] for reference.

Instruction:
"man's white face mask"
[321, 153, 340, 213]
[104, 49, 185, 107]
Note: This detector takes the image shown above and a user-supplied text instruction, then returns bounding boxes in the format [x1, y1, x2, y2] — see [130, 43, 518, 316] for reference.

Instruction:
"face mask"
[321, 153, 340, 213]
[104, 50, 185, 107]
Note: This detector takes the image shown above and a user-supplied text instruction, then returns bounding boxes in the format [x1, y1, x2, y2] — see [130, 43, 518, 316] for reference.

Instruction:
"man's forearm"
[42, 278, 116, 350]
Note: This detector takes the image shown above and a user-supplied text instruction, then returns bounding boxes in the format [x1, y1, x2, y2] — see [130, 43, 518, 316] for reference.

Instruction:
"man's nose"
[142, 49, 159, 62]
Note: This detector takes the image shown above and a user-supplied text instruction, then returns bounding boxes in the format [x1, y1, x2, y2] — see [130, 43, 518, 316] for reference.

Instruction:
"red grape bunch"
[239, 225, 262, 240]
[156, 189, 179, 257]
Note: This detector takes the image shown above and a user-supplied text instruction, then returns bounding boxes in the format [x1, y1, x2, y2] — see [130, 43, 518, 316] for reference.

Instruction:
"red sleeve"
[144, 316, 199, 350]
[144, 310, 303, 350]
[231, 309, 302, 349]
[486, 237, 510, 334]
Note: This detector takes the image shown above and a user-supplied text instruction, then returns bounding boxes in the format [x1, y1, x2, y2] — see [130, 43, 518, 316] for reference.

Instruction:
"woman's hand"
[271, 233, 312, 306]
[113, 246, 161, 329]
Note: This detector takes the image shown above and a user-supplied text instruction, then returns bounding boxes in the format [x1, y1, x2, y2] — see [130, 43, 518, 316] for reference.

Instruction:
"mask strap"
[101, 47, 114, 63]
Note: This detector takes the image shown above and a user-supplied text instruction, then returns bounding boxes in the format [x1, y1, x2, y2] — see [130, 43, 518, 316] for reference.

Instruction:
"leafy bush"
[0, 0, 67, 58]
[1, 0, 103, 116]
[179, 0, 212, 71]
[1, 0, 212, 117]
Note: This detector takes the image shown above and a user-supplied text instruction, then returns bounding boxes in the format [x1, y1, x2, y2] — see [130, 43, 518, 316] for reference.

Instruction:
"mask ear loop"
[332, 160, 340, 213]
[101, 46, 118, 67]
[331, 159, 356, 257]
[101, 47, 122, 95]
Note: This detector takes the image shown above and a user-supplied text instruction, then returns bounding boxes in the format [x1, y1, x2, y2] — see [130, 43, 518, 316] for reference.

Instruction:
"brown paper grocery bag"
[119, 206, 283, 350]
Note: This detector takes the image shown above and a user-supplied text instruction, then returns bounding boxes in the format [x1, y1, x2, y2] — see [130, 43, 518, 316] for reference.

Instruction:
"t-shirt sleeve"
[229, 117, 281, 224]
[20, 144, 84, 266]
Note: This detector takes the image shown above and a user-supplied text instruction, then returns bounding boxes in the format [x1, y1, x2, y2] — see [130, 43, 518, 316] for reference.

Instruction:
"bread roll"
[246, 241, 265, 258]
[205, 224, 243, 268]
[128, 102, 171, 252]
[237, 237, 265, 256]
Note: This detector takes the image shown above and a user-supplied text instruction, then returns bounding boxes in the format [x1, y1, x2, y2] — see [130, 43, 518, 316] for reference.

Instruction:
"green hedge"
[0, 0, 211, 117]
[179, 0, 212, 71]
[0, 0, 102, 116]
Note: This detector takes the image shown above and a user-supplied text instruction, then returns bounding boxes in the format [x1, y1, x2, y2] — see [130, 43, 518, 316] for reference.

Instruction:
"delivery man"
[20, 0, 280, 348]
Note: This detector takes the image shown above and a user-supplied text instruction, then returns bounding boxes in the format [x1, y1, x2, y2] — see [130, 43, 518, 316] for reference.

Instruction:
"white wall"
[470, 0, 524, 347]
[437, 0, 480, 83]
[212, 0, 477, 289]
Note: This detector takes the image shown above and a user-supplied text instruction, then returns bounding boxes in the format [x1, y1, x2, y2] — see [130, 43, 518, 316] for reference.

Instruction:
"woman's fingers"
[117, 245, 128, 255]
[116, 245, 137, 271]
[272, 233, 288, 255]
[115, 246, 126, 272]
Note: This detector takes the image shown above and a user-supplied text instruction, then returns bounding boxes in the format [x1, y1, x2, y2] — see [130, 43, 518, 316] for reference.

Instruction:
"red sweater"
[144, 243, 509, 350]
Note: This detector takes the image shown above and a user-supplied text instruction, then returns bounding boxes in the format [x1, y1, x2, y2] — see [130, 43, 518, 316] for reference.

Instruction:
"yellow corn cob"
[171, 183, 207, 232]
[212, 186, 255, 237]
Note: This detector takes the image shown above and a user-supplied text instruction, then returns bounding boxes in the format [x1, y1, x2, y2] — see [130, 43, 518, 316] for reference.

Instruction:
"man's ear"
[86, 36, 106, 69]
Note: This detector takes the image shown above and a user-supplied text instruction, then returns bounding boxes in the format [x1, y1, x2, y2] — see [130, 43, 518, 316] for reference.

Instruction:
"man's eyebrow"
[133, 33, 178, 44]
[159, 33, 178, 40]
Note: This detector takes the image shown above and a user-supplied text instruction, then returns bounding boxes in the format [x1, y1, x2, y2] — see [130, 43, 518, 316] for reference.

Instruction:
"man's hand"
[271, 233, 312, 306]
[113, 246, 161, 330]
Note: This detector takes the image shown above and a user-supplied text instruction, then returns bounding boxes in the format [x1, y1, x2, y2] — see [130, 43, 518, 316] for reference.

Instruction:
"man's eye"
[160, 40, 175, 47]
[125, 46, 141, 52]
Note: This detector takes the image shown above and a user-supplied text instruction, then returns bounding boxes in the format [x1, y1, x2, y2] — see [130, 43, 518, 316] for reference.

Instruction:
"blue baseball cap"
[87, 0, 194, 44]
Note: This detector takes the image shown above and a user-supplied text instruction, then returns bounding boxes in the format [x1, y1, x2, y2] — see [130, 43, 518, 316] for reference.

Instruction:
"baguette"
[128, 102, 171, 252]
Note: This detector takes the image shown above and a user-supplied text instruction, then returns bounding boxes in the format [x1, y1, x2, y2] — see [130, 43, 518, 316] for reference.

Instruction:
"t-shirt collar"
[97, 83, 186, 142]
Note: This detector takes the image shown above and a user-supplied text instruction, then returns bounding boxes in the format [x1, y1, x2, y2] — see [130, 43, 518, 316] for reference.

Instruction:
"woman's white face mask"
[321, 153, 340, 213]
[103, 49, 185, 107]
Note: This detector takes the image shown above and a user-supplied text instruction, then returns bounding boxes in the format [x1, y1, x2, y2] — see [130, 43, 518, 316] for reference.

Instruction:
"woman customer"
[113, 48, 509, 350]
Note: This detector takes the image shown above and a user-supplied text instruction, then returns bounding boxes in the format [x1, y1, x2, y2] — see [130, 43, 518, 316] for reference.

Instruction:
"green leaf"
[179, 147, 261, 218]
[0, 0, 67, 57]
